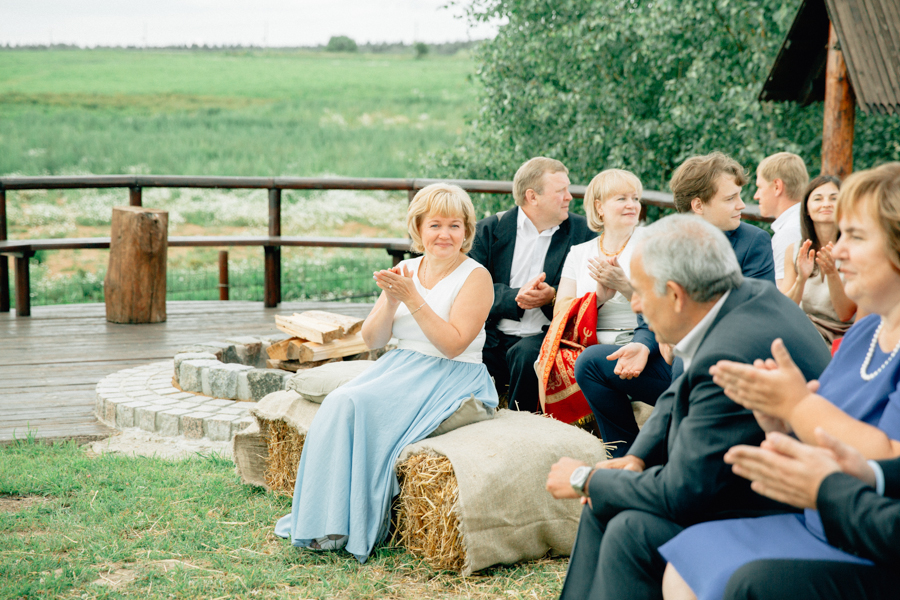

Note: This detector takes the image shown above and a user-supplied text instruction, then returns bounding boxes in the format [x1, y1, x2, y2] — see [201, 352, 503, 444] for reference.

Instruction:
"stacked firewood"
[266, 311, 370, 371]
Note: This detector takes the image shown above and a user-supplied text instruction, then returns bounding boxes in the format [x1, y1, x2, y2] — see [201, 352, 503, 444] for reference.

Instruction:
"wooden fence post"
[0, 188, 8, 313]
[105, 206, 168, 323]
[265, 188, 282, 307]
[14, 253, 31, 317]
[219, 250, 229, 301]
[129, 186, 143, 207]
[821, 21, 855, 179]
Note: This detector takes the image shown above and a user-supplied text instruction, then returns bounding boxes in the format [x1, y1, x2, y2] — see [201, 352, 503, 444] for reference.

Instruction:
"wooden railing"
[0, 175, 772, 317]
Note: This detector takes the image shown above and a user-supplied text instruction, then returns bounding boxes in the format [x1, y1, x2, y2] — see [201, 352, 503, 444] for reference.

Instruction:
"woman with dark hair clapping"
[782, 175, 856, 344]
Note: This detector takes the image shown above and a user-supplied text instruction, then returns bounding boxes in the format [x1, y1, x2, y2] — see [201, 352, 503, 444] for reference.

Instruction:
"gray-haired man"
[545, 214, 831, 600]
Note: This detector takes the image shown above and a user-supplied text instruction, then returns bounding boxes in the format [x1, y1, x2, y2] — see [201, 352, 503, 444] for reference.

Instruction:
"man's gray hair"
[638, 214, 743, 302]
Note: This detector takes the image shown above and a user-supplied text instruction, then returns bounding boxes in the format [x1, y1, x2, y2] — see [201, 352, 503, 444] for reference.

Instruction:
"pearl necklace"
[859, 320, 900, 381]
[598, 231, 632, 257]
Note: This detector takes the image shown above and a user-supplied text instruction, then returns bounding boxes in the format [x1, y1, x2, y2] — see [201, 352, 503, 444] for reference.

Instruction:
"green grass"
[0, 49, 475, 177]
[0, 439, 566, 599]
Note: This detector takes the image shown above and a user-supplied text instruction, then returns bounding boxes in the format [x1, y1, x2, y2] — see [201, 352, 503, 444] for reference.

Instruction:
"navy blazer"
[632, 220, 776, 352]
[468, 207, 595, 344]
[818, 457, 900, 566]
[588, 278, 831, 525]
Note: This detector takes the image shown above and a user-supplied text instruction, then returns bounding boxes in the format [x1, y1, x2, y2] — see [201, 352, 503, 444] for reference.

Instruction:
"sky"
[0, 0, 500, 47]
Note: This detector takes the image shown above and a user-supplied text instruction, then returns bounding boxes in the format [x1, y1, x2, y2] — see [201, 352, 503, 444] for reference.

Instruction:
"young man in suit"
[469, 157, 595, 413]
[575, 152, 775, 457]
[546, 214, 831, 600]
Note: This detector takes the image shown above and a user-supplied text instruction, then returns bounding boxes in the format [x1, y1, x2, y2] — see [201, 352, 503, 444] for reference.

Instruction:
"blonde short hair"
[407, 183, 477, 254]
[583, 169, 643, 232]
[757, 152, 809, 201]
[835, 162, 900, 270]
[670, 152, 748, 213]
[512, 157, 568, 206]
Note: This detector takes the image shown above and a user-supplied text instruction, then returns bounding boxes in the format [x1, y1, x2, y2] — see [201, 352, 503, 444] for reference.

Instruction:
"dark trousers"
[482, 330, 545, 413]
[574, 344, 673, 457]
[560, 506, 683, 600]
[723, 559, 898, 599]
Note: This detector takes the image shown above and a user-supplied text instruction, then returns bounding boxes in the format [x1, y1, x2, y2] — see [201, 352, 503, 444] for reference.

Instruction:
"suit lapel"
[543, 218, 572, 285]
[494, 206, 519, 286]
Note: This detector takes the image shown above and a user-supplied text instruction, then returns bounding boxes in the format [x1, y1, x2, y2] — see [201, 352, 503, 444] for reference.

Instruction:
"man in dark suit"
[718, 430, 900, 599]
[575, 152, 775, 457]
[469, 157, 595, 413]
[546, 214, 831, 600]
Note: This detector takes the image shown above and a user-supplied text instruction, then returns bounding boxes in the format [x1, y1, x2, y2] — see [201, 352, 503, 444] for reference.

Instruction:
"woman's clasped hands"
[373, 265, 419, 306]
[588, 255, 633, 303]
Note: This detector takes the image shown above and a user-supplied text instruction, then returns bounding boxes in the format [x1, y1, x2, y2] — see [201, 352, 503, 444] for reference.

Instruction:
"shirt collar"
[673, 290, 731, 371]
[517, 207, 559, 237]
[772, 202, 800, 233]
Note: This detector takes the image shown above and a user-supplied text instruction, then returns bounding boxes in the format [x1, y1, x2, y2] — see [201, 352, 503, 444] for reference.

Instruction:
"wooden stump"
[105, 206, 168, 324]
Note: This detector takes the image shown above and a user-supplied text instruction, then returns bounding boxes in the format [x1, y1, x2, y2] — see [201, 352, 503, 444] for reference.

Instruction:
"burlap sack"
[233, 421, 269, 489]
[633, 401, 654, 429]
[398, 409, 609, 575]
[250, 389, 321, 432]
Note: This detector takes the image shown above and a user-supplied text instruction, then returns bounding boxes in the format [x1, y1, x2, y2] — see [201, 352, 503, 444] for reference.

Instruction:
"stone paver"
[93, 332, 346, 442]
[95, 360, 256, 443]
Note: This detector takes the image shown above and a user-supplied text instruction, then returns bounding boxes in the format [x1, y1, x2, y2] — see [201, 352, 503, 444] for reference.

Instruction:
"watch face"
[570, 466, 591, 493]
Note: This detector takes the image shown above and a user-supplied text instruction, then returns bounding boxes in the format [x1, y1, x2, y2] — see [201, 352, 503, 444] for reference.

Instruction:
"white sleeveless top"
[391, 256, 488, 364]
[561, 227, 643, 344]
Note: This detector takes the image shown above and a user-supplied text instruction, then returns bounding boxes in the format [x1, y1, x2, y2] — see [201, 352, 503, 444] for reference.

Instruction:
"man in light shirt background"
[753, 152, 809, 289]
[469, 157, 596, 413]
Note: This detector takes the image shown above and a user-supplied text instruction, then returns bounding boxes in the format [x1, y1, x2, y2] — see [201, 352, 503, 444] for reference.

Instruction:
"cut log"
[267, 357, 342, 372]
[266, 337, 305, 361]
[297, 333, 369, 363]
[105, 206, 168, 324]
[275, 315, 343, 344]
[297, 311, 365, 335]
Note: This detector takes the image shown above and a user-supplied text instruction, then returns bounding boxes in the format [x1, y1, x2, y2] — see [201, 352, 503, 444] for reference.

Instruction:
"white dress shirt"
[497, 209, 559, 337]
[771, 202, 802, 280]
[672, 290, 731, 372]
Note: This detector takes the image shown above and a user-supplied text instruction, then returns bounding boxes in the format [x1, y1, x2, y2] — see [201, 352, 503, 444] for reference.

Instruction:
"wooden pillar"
[105, 206, 168, 323]
[129, 186, 142, 207]
[264, 188, 281, 307]
[821, 22, 855, 179]
[0, 188, 9, 313]
[14, 252, 31, 317]
[218, 250, 229, 301]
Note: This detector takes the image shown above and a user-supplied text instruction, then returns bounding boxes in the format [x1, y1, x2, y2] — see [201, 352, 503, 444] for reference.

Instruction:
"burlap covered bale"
[233, 421, 269, 489]
[395, 409, 610, 575]
[247, 390, 321, 496]
[633, 401, 654, 429]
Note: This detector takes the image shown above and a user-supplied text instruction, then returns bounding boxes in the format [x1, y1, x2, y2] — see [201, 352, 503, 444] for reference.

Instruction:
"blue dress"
[274, 257, 498, 562]
[659, 314, 900, 600]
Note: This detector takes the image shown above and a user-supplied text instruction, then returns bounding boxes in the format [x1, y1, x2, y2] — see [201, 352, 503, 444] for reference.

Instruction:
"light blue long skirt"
[274, 349, 498, 562]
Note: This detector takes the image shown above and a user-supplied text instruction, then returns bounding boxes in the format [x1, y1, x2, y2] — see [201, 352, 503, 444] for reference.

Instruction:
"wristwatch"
[570, 465, 593, 498]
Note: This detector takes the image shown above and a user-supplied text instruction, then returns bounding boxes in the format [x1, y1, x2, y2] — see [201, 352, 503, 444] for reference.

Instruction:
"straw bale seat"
[235, 390, 609, 574]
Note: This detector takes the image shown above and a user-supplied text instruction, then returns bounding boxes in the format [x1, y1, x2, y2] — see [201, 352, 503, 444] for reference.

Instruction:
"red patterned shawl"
[537, 292, 598, 423]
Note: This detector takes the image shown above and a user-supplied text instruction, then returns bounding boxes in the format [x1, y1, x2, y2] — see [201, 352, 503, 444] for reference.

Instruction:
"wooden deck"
[0, 300, 374, 445]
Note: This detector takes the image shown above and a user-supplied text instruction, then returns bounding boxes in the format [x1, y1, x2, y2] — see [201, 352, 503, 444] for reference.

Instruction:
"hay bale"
[249, 390, 321, 497]
[396, 410, 609, 575]
[259, 418, 307, 496]
[392, 454, 465, 571]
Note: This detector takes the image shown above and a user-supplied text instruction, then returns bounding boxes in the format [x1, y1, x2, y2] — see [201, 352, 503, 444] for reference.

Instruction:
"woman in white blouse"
[554, 168, 643, 342]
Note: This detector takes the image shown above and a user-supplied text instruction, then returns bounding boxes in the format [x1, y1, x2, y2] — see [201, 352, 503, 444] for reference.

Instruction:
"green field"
[1, 49, 480, 305]
[0, 48, 476, 177]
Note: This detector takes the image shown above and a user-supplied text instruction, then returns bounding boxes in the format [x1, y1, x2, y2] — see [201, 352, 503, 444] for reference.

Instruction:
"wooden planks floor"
[0, 300, 373, 445]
